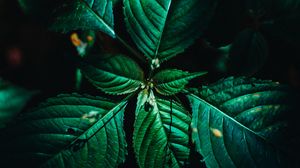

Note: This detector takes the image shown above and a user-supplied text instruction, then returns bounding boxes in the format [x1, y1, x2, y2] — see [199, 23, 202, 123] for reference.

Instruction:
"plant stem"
[148, 69, 155, 80]
[75, 68, 82, 91]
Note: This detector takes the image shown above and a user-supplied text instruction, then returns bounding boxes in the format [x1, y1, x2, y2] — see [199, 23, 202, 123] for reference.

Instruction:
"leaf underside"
[187, 77, 300, 168]
[124, 0, 217, 62]
[153, 69, 207, 95]
[1, 93, 128, 168]
[50, 0, 115, 38]
[134, 90, 191, 168]
[80, 54, 144, 95]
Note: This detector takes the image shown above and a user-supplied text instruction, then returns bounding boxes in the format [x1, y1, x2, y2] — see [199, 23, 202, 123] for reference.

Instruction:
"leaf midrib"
[158, 99, 190, 166]
[41, 97, 130, 166]
[156, 102, 181, 167]
[155, 72, 203, 86]
[80, 0, 115, 37]
[190, 91, 294, 160]
[136, 98, 186, 167]
[88, 65, 143, 83]
[187, 92, 268, 142]
[153, 0, 172, 59]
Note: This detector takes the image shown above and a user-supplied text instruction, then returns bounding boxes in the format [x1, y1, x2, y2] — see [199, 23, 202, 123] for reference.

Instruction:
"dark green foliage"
[5, 0, 300, 167]
[50, 0, 115, 37]
[187, 77, 299, 167]
[80, 54, 205, 96]
[124, 0, 217, 62]
[80, 54, 144, 95]
[153, 69, 207, 95]
[0, 79, 35, 128]
[2, 93, 128, 167]
[134, 90, 191, 167]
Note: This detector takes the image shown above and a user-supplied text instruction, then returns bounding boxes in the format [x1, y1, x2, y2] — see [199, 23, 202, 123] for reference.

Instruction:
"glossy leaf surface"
[124, 0, 217, 62]
[153, 69, 207, 95]
[188, 77, 299, 168]
[50, 0, 115, 38]
[2, 93, 128, 168]
[80, 54, 144, 95]
[134, 90, 191, 167]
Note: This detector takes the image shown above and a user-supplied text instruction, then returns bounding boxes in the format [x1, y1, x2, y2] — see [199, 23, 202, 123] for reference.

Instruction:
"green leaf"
[124, 0, 217, 62]
[187, 77, 299, 168]
[224, 29, 268, 76]
[134, 90, 191, 168]
[80, 54, 144, 95]
[50, 0, 115, 38]
[153, 69, 207, 95]
[0, 79, 35, 128]
[2, 93, 128, 167]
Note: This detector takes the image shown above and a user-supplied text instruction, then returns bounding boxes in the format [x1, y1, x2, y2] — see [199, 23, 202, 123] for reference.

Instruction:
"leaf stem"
[168, 98, 173, 141]
[75, 68, 82, 91]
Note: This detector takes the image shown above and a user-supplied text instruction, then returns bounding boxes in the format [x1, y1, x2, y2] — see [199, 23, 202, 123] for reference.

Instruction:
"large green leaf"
[0, 79, 35, 128]
[124, 0, 217, 62]
[1, 93, 128, 167]
[153, 69, 207, 95]
[134, 89, 191, 168]
[187, 77, 299, 168]
[50, 0, 115, 38]
[80, 54, 144, 95]
[226, 29, 268, 76]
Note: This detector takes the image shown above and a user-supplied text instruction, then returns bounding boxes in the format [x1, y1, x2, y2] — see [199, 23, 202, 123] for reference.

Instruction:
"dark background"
[0, 0, 74, 95]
